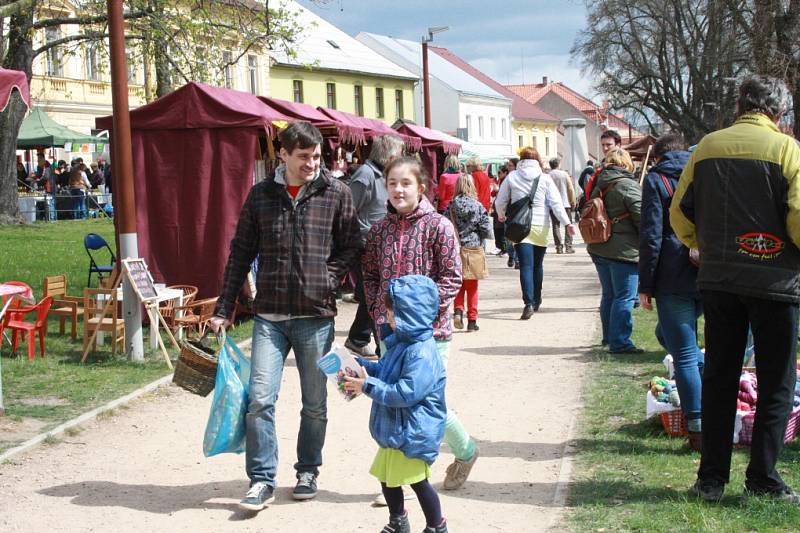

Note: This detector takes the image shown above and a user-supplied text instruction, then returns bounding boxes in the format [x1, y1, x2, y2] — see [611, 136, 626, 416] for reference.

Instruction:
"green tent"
[17, 107, 103, 149]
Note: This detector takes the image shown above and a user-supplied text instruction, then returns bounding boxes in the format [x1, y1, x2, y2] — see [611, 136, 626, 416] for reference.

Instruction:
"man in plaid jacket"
[211, 121, 361, 512]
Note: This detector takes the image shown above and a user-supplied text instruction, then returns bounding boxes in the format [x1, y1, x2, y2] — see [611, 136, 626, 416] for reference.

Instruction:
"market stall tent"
[17, 107, 102, 149]
[96, 82, 290, 298]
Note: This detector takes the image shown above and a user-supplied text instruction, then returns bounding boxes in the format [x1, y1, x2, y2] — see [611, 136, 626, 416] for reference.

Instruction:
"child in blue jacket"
[344, 274, 448, 533]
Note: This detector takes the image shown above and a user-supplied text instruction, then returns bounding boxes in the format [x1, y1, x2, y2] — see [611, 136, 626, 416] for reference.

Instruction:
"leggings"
[382, 479, 442, 528]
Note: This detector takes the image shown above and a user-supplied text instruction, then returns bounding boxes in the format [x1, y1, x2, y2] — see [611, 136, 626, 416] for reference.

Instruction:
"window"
[545, 137, 550, 156]
[395, 89, 404, 119]
[490, 117, 496, 139]
[354, 85, 363, 116]
[247, 55, 258, 94]
[478, 117, 484, 138]
[222, 51, 234, 89]
[85, 43, 101, 81]
[518, 135, 524, 148]
[127, 52, 138, 84]
[501, 119, 507, 139]
[466, 115, 472, 139]
[375, 87, 384, 118]
[532, 136, 538, 150]
[327, 82, 337, 109]
[293, 80, 304, 103]
[45, 27, 63, 77]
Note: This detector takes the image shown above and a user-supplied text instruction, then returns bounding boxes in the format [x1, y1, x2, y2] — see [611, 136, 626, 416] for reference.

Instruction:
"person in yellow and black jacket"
[670, 76, 800, 505]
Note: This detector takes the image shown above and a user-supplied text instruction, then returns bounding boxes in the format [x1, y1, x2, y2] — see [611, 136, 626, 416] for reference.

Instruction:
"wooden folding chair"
[43, 275, 84, 340]
[83, 287, 125, 355]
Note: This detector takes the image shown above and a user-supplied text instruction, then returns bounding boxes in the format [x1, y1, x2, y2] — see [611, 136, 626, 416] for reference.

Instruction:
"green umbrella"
[17, 107, 104, 149]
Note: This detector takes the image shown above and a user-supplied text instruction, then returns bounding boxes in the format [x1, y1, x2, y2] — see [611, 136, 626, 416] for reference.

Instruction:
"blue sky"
[296, 0, 594, 96]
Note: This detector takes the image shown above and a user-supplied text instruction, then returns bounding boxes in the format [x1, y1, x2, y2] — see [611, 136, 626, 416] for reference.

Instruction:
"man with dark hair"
[600, 129, 622, 154]
[344, 135, 404, 359]
[672, 76, 800, 504]
[211, 121, 361, 512]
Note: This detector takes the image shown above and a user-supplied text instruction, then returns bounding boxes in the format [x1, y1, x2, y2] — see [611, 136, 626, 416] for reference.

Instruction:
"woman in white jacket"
[496, 147, 575, 319]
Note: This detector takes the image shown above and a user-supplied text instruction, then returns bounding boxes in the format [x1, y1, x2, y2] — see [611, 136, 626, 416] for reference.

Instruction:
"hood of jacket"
[385, 275, 437, 345]
[651, 150, 690, 180]
[595, 166, 636, 189]
[516, 158, 543, 182]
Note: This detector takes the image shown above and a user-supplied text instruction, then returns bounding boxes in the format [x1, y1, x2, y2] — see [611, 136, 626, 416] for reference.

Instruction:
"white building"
[357, 32, 514, 158]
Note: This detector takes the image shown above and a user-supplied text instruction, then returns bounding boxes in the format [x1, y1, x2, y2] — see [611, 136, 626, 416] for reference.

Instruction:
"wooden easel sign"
[121, 258, 159, 302]
[119, 258, 178, 368]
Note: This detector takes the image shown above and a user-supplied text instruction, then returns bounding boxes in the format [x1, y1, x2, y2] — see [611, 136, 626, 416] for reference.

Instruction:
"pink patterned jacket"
[363, 197, 462, 341]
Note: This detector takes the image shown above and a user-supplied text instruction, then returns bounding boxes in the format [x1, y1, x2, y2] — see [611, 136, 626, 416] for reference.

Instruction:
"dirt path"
[0, 244, 599, 533]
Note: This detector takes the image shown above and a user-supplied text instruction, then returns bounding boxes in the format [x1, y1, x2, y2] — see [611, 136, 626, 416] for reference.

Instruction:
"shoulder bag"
[503, 177, 541, 244]
[448, 202, 489, 280]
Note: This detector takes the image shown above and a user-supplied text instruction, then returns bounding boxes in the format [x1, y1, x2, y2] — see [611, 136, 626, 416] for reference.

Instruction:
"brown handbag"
[460, 246, 488, 280]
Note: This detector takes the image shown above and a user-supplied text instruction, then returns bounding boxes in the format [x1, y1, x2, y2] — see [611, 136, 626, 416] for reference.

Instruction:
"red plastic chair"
[4, 296, 53, 360]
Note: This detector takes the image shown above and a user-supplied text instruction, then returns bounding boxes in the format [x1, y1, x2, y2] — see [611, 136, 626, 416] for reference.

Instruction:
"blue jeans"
[514, 243, 546, 306]
[591, 255, 638, 351]
[655, 293, 704, 426]
[70, 189, 87, 219]
[246, 316, 334, 486]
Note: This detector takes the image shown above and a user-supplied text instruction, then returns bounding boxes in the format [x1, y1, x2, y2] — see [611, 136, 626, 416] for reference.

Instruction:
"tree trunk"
[0, 12, 33, 224]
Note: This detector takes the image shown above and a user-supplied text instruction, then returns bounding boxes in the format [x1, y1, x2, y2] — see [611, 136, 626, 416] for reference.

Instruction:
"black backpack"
[503, 177, 540, 244]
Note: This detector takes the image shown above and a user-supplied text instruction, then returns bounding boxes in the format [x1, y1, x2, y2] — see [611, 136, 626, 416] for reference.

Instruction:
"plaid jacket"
[215, 167, 360, 319]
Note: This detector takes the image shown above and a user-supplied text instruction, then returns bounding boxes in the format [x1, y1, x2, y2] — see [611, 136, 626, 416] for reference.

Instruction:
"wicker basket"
[660, 409, 688, 437]
[172, 332, 223, 397]
[739, 405, 800, 445]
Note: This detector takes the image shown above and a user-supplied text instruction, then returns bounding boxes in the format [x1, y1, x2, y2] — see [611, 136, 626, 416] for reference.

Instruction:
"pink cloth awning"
[393, 121, 461, 154]
[0, 68, 30, 113]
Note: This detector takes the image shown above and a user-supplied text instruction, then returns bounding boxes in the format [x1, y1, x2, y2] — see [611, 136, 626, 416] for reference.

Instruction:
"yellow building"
[513, 120, 559, 161]
[268, 1, 417, 123]
[28, 2, 272, 138]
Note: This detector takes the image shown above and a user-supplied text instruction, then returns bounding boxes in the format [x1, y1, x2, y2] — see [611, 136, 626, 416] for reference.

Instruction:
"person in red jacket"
[435, 154, 461, 214]
[466, 157, 492, 212]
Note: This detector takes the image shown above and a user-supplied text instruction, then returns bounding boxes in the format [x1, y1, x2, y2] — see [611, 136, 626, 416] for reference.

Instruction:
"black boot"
[520, 305, 534, 320]
[381, 511, 411, 533]
[467, 320, 479, 331]
[453, 309, 464, 330]
[422, 519, 448, 533]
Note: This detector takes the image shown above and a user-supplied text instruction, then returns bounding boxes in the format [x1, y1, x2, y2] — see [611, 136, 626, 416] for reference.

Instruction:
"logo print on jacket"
[735, 232, 785, 260]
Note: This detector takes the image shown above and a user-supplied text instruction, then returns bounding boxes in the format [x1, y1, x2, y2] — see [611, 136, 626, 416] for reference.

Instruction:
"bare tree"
[572, 0, 750, 144]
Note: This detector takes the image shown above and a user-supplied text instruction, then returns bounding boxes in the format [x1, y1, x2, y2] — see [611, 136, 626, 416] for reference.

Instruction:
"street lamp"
[421, 26, 448, 128]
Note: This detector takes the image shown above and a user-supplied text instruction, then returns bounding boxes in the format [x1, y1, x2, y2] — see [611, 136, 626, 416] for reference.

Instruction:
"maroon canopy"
[0, 68, 30, 112]
[316, 107, 421, 151]
[258, 96, 365, 143]
[96, 82, 291, 298]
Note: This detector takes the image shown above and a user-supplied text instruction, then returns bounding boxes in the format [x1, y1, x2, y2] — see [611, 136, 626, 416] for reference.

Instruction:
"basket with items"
[172, 330, 225, 397]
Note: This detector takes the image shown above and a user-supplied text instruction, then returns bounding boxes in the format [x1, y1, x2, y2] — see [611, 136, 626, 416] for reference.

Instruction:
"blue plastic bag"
[203, 336, 251, 457]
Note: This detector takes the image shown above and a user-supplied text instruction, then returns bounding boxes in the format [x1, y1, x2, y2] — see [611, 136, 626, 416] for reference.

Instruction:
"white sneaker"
[239, 481, 275, 511]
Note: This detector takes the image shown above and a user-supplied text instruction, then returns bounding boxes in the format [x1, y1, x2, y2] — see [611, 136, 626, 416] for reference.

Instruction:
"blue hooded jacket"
[357, 275, 446, 465]
[638, 150, 699, 295]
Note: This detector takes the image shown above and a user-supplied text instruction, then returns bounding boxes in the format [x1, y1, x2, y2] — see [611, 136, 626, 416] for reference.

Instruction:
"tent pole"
[108, 0, 144, 362]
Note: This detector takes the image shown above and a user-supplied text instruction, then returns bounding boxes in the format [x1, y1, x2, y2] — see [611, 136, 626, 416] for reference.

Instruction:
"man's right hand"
[209, 316, 232, 333]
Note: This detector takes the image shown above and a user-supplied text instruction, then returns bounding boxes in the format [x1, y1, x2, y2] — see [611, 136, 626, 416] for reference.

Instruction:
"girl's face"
[387, 164, 422, 215]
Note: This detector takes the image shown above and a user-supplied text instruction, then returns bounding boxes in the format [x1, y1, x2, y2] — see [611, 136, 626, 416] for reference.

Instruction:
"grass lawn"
[0, 220, 253, 453]
[568, 306, 800, 531]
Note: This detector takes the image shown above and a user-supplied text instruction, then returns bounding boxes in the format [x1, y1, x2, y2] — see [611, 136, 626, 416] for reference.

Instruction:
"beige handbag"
[460, 246, 488, 280]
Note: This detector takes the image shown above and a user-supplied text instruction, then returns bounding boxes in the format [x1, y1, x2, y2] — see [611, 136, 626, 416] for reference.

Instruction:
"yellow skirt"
[369, 447, 431, 488]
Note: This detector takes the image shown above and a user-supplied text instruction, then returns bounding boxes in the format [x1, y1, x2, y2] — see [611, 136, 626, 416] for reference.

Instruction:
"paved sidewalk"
[0, 244, 600, 533]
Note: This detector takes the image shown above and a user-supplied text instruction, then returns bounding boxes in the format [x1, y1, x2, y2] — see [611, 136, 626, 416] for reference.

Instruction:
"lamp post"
[421, 26, 448, 128]
[107, 0, 144, 361]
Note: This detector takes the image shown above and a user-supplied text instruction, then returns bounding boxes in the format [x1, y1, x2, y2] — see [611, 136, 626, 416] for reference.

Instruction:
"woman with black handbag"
[495, 147, 575, 319]
[446, 173, 492, 331]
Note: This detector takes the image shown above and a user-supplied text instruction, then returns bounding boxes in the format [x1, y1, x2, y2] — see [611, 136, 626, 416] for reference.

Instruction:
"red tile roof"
[506, 81, 646, 138]
[429, 46, 558, 123]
